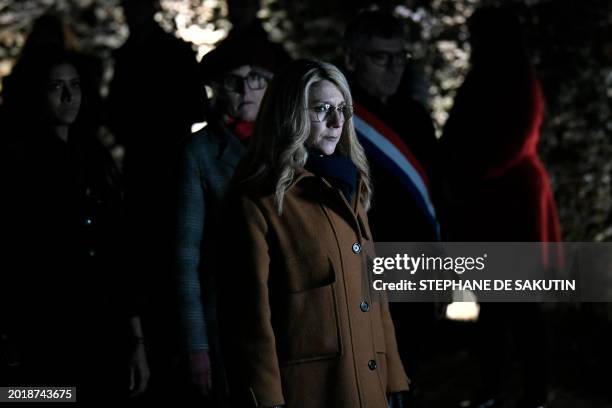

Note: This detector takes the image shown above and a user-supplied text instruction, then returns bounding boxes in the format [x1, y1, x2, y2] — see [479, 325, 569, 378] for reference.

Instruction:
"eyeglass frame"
[220, 71, 271, 93]
[307, 103, 354, 123]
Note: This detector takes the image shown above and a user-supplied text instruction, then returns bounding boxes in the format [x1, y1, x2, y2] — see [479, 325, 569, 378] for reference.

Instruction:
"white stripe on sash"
[354, 115, 437, 221]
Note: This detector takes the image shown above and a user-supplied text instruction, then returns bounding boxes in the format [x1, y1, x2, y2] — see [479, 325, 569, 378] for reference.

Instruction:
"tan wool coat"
[219, 168, 409, 408]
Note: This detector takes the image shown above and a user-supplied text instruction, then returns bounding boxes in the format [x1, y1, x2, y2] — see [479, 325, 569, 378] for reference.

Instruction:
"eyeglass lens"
[223, 72, 267, 92]
[313, 104, 352, 122]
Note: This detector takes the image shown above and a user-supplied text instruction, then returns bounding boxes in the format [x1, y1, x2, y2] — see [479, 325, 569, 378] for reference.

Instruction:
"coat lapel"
[214, 127, 246, 168]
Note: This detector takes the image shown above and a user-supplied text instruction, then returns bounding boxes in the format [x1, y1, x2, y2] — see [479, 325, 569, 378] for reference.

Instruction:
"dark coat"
[175, 125, 246, 353]
[1, 129, 132, 390]
[106, 24, 206, 350]
[440, 63, 558, 406]
[351, 84, 440, 242]
[106, 23, 204, 257]
[218, 169, 409, 408]
[440, 68, 561, 242]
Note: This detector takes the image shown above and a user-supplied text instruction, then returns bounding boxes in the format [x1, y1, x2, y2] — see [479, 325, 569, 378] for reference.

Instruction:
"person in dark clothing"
[343, 10, 441, 405]
[1, 13, 104, 150]
[105, 0, 206, 396]
[440, 7, 560, 408]
[0, 47, 149, 401]
[107, 0, 204, 151]
[343, 9, 439, 242]
[225, 0, 291, 68]
[174, 34, 281, 405]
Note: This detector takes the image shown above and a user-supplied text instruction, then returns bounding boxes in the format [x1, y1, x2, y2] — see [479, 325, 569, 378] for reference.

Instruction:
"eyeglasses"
[309, 103, 353, 122]
[363, 50, 410, 68]
[222, 72, 269, 93]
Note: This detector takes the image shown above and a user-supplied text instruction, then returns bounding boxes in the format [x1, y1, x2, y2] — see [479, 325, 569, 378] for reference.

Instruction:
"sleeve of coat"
[218, 194, 285, 407]
[381, 297, 410, 393]
[175, 142, 209, 352]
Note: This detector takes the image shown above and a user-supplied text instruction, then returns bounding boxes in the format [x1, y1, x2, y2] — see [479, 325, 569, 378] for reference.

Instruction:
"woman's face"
[219, 65, 270, 122]
[307, 80, 346, 156]
[44, 63, 81, 125]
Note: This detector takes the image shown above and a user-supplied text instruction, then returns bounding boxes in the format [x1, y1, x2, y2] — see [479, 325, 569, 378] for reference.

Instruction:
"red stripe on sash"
[354, 102, 431, 190]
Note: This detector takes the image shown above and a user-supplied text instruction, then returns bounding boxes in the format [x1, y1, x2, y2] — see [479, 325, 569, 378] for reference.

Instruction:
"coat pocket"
[274, 254, 341, 364]
[282, 251, 336, 293]
[276, 282, 342, 365]
[372, 302, 388, 354]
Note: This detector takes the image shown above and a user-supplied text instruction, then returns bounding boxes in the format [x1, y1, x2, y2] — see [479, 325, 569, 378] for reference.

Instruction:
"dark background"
[2, 0, 611, 242]
[1, 0, 611, 406]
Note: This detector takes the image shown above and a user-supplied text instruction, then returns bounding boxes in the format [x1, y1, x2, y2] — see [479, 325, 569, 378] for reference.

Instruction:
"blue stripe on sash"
[354, 115, 440, 238]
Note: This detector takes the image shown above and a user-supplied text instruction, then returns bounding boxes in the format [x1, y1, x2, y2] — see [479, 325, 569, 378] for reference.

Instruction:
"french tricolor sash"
[353, 102, 440, 239]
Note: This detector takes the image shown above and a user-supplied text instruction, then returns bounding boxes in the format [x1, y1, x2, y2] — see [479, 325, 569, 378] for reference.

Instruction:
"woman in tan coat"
[218, 59, 409, 408]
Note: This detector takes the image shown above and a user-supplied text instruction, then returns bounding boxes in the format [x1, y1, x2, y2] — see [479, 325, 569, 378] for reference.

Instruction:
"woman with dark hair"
[1, 13, 104, 143]
[0, 47, 149, 401]
[218, 59, 409, 408]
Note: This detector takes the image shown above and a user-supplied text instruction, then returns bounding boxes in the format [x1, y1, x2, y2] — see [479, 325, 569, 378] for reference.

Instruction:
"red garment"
[441, 68, 561, 243]
[225, 117, 254, 144]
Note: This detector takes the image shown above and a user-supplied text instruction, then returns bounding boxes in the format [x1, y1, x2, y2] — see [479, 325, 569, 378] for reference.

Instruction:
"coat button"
[368, 359, 377, 370]
[360, 301, 370, 312]
[352, 242, 361, 254]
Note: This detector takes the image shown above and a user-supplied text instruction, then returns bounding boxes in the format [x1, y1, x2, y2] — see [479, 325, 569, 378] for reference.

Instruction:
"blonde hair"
[234, 59, 372, 214]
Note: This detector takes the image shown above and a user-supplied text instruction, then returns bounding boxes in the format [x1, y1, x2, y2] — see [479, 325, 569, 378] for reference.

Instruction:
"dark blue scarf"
[305, 149, 358, 203]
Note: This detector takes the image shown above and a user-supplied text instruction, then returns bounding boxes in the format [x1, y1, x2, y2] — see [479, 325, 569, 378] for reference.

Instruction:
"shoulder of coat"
[233, 178, 275, 203]
[182, 127, 219, 153]
[286, 168, 318, 190]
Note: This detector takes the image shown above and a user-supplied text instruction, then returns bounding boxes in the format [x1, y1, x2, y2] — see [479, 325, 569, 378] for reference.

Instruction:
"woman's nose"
[328, 109, 344, 128]
[61, 85, 72, 102]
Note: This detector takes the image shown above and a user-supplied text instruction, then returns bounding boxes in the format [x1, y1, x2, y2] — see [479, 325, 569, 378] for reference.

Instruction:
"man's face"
[348, 36, 406, 103]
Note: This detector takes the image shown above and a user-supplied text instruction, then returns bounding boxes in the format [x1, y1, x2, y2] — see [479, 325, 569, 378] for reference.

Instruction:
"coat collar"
[288, 167, 371, 240]
[287, 167, 316, 189]
[289, 168, 366, 206]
